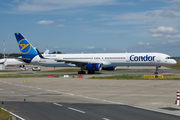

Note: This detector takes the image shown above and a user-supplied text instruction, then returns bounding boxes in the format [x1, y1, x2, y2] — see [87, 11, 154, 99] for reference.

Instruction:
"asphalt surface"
[3, 102, 180, 120]
[1, 66, 180, 120]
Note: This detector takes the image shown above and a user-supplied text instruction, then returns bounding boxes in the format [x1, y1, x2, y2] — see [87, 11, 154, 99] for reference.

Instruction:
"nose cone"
[172, 59, 177, 65]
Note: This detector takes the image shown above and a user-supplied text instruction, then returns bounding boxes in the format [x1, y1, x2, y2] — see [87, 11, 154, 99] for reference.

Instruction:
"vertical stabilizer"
[14, 33, 38, 63]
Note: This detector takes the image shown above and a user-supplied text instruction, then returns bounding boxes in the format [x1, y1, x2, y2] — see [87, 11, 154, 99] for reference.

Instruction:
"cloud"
[75, 18, 83, 21]
[145, 12, 156, 17]
[165, 34, 180, 39]
[13, 0, 20, 2]
[149, 26, 178, 34]
[138, 42, 144, 45]
[146, 20, 156, 24]
[113, 32, 121, 34]
[142, 0, 180, 2]
[11, 0, 116, 13]
[172, 3, 180, 12]
[58, 19, 65, 21]
[168, 40, 180, 43]
[87, 46, 95, 49]
[101, 10, 164, 25]
[162, 0, 180, 2]
[148, 34, 164, 38]
[141, 26, 151, 29]
[138, 42, 150, 46]
[57, 24, 65, 27]
[37, 20, 54, 25]
[159, 10, 176, 18]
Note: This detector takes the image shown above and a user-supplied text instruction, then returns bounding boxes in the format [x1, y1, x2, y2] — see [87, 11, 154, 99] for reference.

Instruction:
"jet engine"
[84, 63, 102, 71]
[102, 66, 116, 71]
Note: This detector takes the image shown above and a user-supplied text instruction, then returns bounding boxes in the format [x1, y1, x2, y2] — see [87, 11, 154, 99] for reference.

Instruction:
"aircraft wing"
[56, 59, 91, 66]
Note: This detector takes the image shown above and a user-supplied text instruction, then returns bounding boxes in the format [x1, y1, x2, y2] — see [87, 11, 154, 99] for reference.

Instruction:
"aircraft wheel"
[78, 71, 86, 74]
[154, 71, 158, 74]
[88, 71, 95, 74]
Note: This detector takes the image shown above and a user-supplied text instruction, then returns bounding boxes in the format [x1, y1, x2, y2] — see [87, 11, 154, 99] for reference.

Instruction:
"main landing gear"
[78, 71, 86, 74]
[154, 66, 161, 74]
[78, 71, 95, 74]
[78, 67, 86, 74]
[78, 67, 95, 74]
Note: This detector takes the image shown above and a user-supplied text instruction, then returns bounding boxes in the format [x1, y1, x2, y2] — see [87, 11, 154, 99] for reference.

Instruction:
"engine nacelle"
[102, 66, 116, 71]
[84, 63, 102, 71]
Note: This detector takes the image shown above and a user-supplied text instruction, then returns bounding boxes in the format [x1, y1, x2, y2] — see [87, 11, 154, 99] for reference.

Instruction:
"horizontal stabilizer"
[15, 58, 31, 62]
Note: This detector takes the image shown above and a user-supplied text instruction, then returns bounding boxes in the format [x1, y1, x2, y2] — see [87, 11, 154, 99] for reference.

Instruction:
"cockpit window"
[165, 57, 173, 59]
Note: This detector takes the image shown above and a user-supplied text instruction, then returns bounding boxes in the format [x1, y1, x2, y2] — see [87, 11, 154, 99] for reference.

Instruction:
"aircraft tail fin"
[14, 33, 38, 63]
[43, 50, 49, 54]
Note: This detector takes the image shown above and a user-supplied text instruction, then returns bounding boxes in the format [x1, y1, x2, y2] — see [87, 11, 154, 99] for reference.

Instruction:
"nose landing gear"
[154, 66, 161, 74]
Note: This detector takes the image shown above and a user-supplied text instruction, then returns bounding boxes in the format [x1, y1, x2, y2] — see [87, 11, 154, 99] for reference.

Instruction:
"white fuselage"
[30, 53, 177, 67]
[4, 59, 26, 66]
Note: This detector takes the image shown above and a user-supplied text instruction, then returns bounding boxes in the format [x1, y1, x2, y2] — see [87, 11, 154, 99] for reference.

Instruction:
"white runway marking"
[103, 118, 110, 120]
[46, 89, 54, 92]
[36, 88, 42, 90]
[68, 107, 86, 114]
[2, 108, 25, 120]
[10, 91, 15, 93]
[53, 103, 62, 107]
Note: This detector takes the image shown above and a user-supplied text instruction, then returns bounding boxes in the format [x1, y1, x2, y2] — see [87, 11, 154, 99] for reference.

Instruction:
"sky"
[0, 0, 180, 56]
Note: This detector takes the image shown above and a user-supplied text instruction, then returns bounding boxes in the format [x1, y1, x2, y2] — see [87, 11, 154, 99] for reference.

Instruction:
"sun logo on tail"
[20, 44, 29, 51]
[18, 39, 31, 54]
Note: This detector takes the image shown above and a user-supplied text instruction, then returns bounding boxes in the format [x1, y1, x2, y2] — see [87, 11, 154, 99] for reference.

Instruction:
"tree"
[51, 51, 62, 54]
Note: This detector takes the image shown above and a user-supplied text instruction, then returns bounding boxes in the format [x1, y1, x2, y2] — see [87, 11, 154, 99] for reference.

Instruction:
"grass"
[43, 69, 81, 72]
[0, 74, 63, 78]
[0, 70, 21, 72]
[90, 75, 180, 80]
[43, 68, 128, 73]
[0, 107, 12, 120]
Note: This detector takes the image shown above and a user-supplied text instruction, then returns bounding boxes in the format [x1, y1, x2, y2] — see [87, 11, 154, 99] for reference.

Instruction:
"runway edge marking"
[2, 107, 25, 120]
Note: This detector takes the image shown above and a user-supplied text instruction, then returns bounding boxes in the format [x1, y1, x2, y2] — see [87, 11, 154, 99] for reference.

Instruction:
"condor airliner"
[14, 33, 177, 74]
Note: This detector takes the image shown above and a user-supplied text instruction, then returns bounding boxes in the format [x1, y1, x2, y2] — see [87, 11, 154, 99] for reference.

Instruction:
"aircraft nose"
[172, 59, 177, 64]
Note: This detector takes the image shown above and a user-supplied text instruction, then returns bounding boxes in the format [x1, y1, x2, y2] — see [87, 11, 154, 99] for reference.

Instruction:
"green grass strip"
[0, 106, 12, 120]
[42, 69, 128, 73]
[0, 70, 21, 72]
[0, 74, 63, 78]
[89, 75, 180, 80]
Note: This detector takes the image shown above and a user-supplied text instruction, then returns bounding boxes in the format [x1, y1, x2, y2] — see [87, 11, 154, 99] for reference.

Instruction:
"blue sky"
[0, 0, 180, 56]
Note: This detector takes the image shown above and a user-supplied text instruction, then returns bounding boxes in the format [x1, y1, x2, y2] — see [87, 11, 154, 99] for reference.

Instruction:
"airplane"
[0, 50, 50, 68]
[14, 33, 177, 74]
